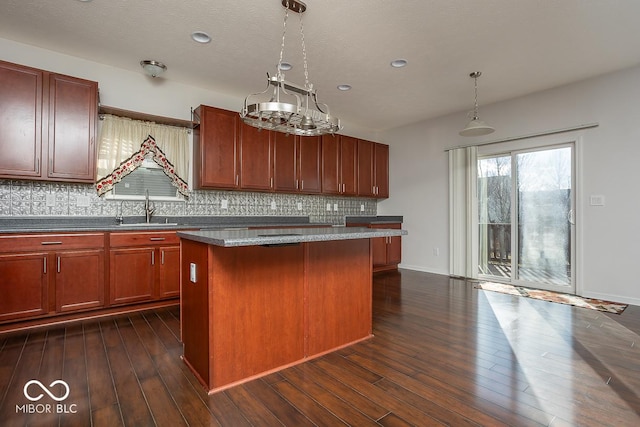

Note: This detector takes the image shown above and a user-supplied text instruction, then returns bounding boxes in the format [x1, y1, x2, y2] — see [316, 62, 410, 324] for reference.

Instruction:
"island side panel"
[210, 244, 305, 390]
[305, 239, 373, 356]
[180, 239, 212, 388]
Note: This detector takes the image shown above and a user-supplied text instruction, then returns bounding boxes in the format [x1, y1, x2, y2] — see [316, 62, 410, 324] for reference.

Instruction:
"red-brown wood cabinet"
[193, 105, 388, 198]
[357, 139, 389, 198]
[0, 233, 105, 322]
[273, 133, 322, 193]
[321, 134, 358, 196]
[0, 60, 98, 183]
[109, 231, 181, 305]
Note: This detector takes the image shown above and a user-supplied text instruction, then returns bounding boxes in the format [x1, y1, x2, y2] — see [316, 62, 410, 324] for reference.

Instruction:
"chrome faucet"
[115, 200, 124, 225]
[144, 189, 156, 223]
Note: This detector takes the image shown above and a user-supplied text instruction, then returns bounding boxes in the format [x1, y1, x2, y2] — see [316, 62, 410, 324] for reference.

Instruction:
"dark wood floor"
[1, 269, 640, 426]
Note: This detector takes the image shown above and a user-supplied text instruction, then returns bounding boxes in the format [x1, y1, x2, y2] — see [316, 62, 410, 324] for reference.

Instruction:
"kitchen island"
[178, 226, 406, 394]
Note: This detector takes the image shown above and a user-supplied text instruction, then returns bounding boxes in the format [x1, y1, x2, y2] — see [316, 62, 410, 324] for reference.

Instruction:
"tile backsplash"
[0, 180, 377, 225]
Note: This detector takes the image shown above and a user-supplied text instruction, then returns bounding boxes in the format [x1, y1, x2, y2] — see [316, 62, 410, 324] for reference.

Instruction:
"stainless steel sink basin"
[118, 223, 178, 227]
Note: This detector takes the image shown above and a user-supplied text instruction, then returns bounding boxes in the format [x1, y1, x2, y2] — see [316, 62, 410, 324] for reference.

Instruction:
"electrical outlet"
[270, 200, 277, 210]
[590, 195, 605, 206]
[46, 193, 56, 207]
[297, 202, 303, 210]
[189, 263, 197, 283]
[326, 203, 332, 211]
[221, 199, 228, 209]
[333, 203, 338, 211]
[360, 204, 365, 212]
[433, 247, 440, 256]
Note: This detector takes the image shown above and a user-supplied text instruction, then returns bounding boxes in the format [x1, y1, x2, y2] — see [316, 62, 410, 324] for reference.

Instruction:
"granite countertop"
[345, 215, 403, 224]
[0, 216, 320, 233]
[177, 227, 407, 247]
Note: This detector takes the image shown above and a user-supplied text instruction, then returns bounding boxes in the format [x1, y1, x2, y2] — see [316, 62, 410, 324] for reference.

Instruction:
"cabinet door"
[387, 236, 402, 265]
[56, 249, 104, 312]
[374, 143, 389, 198]
[110, 247, 155, 304]
[321, 134, 341, 194]
[158, 246, 180, 299]
[340, 136, 358, 196]
[357, 139, 375, 197]
[47, 74, 98, 182]
[273, 132, 297, 192]
[0, 252, 49, 322]
[298, 136, 321, 193]
[239, 122, 273, 190]
[371, 237, 388, 268]
[195, 106, 239, 189]
[0, 61, 44, 179]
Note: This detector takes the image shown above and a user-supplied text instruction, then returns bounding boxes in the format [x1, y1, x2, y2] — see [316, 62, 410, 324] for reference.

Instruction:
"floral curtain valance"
[95, 114, 190, 197]
[95, 135, 189, 197]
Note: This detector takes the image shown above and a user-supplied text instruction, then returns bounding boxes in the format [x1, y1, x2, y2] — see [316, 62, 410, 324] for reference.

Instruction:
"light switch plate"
[270, 200, 277, 210]
[221, 199, 228, 209]
[46, 193, 56, 207]
[297, 202, 303, 210]
[360, 204, 365, 212]
[333, 203, 338, 211]
[326, 203, 332, 211]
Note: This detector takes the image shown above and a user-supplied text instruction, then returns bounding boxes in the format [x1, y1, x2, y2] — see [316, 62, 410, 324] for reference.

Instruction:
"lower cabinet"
[0, 233, 105, 322]
[347, 222, 402, 272]
[55, 249, 104, 312]
[0, 252, 49, 322]
[0, 230, 180, 328]
[109, 231, 180, 305]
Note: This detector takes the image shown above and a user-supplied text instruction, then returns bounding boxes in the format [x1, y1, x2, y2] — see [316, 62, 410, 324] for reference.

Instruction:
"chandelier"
[240, 0, 341, 137]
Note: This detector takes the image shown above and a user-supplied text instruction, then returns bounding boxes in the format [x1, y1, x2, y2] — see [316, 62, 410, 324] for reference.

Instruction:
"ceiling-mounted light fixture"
[240, 0, 341, 136]
[140, 60, 167, 78]
[459, 71, 494, 137]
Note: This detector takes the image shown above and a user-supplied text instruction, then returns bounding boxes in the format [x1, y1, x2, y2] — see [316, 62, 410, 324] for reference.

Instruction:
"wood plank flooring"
[1, 269, 639, 426]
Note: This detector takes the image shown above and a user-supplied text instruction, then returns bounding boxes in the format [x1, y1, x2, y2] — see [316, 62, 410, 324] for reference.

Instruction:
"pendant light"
[459, 71, 494, 137]
[240, 0, 341, 137]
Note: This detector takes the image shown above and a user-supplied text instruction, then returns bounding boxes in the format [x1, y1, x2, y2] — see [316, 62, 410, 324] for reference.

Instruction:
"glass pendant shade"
[140, 60, 167, 78]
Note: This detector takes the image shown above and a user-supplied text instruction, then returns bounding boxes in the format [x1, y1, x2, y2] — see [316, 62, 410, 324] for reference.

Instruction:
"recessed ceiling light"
[337, 84, 352, 91]
[191, 31, 211, 44]
[390, 59, 408, 68]
[278, 62, 292, 71]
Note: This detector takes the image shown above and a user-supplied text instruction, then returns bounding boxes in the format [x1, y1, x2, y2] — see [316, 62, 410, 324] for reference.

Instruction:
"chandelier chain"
[299, 10, 310, 89]
[278, 6, 289, 76]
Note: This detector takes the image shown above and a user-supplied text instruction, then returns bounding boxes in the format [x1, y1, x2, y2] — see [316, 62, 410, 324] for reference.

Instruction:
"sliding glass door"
[478, 145, 574, 293]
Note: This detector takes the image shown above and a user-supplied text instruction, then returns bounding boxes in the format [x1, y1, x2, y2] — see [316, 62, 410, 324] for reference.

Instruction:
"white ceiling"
[1, 0, 640, 132]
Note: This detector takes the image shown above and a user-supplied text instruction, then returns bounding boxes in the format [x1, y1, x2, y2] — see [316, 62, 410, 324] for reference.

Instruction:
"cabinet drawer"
[109, 231, 180, 248]
[0, 233, 105, 253]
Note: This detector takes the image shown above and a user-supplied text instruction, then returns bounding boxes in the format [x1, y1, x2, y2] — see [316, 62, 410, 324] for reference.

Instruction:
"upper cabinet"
[273, 133, 322, 194]
[357, 139, 389, 198]
[193, 105, 240, 189]
[239, 122, 273, 191]
[194, 105, 274, 191]
[0, 60, 98, 183]
[321, 134, 357, 196]
[193, 104, 389, 198]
